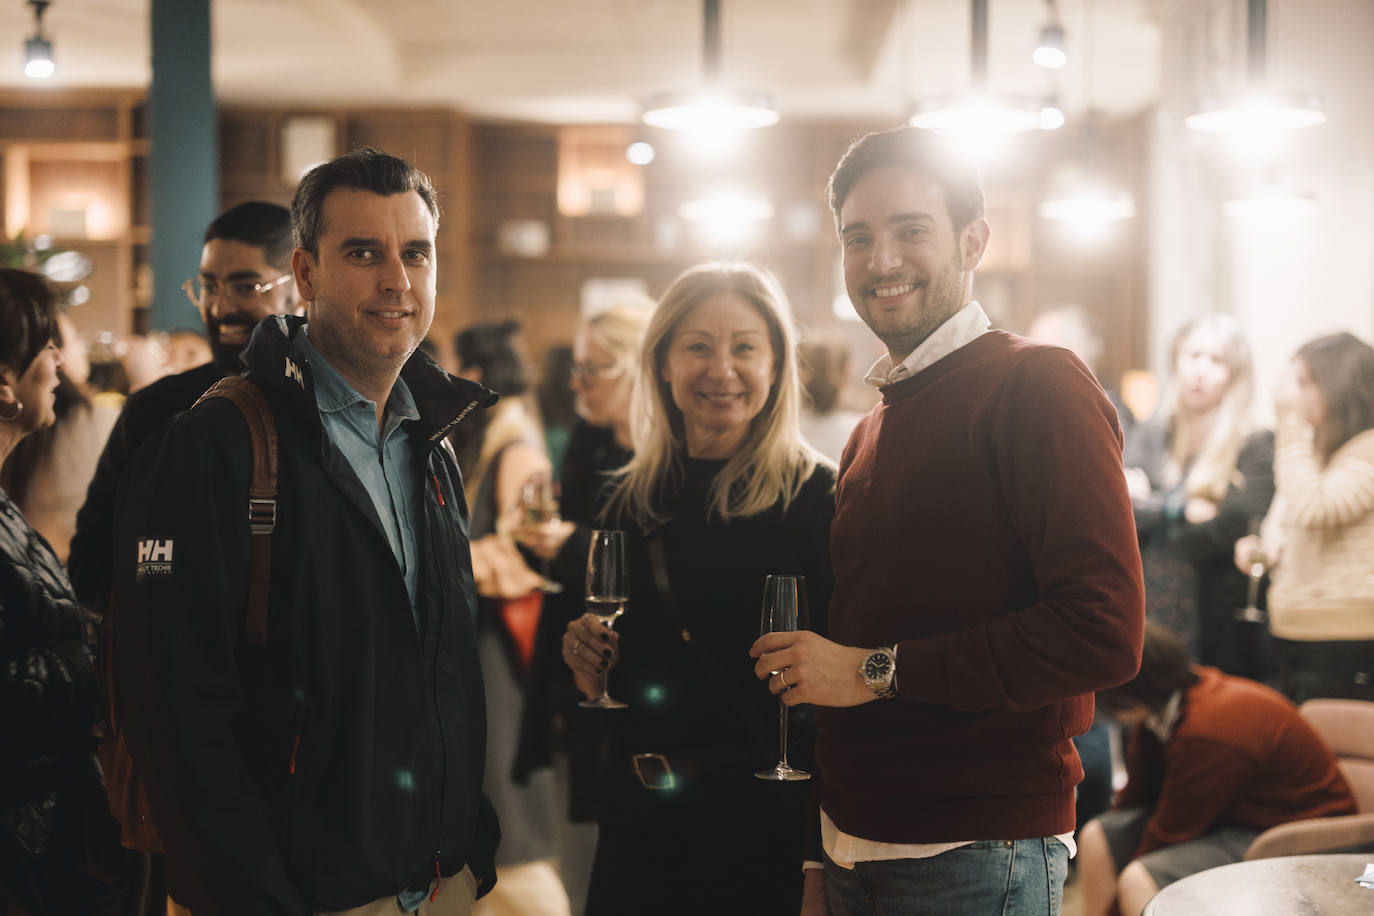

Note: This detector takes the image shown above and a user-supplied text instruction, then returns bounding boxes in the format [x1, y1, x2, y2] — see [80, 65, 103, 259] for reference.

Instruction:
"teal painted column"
[148, 0, 216, 331]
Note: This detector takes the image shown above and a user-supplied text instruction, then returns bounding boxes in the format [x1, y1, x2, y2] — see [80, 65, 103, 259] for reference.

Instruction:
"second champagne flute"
[580, 529, 629, 709]
[755, 574, 810, 781]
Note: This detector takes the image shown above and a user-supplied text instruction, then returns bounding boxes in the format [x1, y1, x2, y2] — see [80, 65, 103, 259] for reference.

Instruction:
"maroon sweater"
[1116, 667, 1355, 858]
[818, 331, 1144, 844]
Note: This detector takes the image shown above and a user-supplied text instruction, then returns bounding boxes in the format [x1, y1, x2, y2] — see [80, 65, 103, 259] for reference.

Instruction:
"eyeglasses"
[570, 361, 619, 383]
[182, 273, 293, 309]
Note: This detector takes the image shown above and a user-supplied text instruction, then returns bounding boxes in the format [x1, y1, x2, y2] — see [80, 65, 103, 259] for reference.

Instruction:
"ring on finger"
[778, 669, 789, 688]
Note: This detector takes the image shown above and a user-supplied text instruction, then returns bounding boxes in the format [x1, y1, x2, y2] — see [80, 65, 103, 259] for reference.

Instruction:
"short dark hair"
[454, 320, 529, 397]
[1096, 623, 1199, 717]
[204, 201, 293, 270]
[291, 147, 440, 257]
[827, 126, 985, 232]
[1295, 332, 1374, 464]
[0, 268, 59, 374]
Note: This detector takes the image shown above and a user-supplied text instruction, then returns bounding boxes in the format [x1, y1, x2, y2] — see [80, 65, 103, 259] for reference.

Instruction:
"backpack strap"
[193, 376, 278, 646]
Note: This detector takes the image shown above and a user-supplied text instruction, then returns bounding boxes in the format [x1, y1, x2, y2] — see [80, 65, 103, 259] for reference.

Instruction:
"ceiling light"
[625, 141, 656, 165]
[1224, 186, 1317, 219]
[1033, 23, 1067, 70]
[23, 1, 54, 80]
[1039, 105, 1066, 130]
[1187, 0, 1324, 136]
[1039, 190, 1135, 223]
[910, 93, 1043, 134]
[642, 90, 779, 131]
[909, 0, 1045, 138]
[642, 0, 778, 132]
[1184, 93, 1325, 133]
[678, 192, 774, 224]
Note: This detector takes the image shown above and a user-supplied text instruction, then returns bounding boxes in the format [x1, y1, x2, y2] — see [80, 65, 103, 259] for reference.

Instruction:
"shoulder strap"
[193, 376, 277, 646]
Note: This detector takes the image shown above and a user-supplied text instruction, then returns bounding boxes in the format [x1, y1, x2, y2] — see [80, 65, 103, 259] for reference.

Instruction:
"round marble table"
[1142, 854, 1373, 915]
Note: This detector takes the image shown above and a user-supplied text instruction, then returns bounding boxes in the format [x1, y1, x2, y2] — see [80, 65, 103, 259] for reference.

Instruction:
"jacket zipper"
[428, 455, 449, 896]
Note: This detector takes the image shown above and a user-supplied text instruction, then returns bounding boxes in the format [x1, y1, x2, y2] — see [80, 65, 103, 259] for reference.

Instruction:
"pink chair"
[1244, 698, 1374, 859]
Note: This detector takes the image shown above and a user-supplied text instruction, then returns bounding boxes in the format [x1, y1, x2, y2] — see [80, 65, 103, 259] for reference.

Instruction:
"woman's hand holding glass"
[563, 613, 620, 701]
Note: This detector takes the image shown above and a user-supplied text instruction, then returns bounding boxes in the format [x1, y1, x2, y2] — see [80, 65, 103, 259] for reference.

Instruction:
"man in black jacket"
[112, 148, 500, 914]
[68, 201, 295, 609]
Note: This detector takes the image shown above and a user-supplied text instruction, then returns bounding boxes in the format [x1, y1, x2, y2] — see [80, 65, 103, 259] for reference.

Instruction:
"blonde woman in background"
[1234, 332, 1374, 702]
[1124, 314, 1275, 676]
[511, 303, 651, 916]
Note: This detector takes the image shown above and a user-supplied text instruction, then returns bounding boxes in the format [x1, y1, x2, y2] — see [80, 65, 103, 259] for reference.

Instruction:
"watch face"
[864, 653, 892, 681]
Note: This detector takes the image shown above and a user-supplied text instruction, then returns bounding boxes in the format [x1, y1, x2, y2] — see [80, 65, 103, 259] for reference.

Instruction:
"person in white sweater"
[1234, 331, 1374, 702]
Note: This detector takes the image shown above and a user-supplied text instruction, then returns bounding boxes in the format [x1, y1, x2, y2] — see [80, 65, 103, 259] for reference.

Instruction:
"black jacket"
[69, 361, 227, 610]
[0, 488, 97, 871]
[112, 316, 500, 914]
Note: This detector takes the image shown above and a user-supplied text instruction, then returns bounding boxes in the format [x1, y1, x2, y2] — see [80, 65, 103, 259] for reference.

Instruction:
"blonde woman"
[560, 262, 834, 914]
[1234, 332, 1374, 702]
[1124, 314, 1274, 674]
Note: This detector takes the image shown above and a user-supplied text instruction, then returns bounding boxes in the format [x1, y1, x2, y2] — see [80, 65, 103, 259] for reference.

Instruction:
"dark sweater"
[1115, 667, 1354, 858]
[819, 331, 1144, 844]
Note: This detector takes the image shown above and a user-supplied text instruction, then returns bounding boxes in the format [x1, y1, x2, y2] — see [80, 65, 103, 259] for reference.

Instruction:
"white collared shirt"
[863, 300, 991, 389]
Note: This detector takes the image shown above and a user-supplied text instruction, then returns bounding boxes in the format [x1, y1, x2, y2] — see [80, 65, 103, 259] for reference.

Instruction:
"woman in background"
[512, 304, 651, 915]
[1234, 332, 1374, 702]
[1125, 314, 1274, 677]
[797, 334, 865, 464]
[450, 321, 569, 916]
[1, 313, 118, 563]
[560, 262, 834, 914]
[0, 269, 129, 915]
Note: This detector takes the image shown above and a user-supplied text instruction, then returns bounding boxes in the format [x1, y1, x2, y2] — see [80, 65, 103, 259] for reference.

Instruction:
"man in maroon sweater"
[751, 126, 1145, 914]
[1079, 624, 1354, 916]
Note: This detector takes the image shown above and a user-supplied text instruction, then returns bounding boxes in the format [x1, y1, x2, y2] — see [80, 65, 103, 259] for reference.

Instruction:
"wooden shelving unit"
[0, 89, 148, 339]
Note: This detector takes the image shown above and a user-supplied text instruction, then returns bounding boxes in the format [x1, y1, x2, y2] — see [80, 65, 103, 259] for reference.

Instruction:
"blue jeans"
[823, 839, 1069, 916]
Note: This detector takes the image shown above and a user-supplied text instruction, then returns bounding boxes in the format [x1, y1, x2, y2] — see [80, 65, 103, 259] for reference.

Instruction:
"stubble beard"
[869, 247, 968, 362]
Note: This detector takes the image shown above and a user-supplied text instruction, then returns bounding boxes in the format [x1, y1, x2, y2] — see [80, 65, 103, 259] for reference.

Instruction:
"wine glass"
[517, 473, 563, 594]
[1236, 547, 1269, 623]
[579, 529, 629, 709]
[755, 575, 811, 781]
[1236, 517, 1268, 624]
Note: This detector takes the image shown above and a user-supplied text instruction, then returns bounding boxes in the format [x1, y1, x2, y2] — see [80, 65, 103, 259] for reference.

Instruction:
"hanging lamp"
[910, 0, 1043, 135]
[641, 0, 779, 131]
[1186, 0, 1324, 133]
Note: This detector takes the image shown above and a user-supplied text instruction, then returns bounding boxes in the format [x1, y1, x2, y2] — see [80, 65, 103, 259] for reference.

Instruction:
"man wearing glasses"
[69, 201, 295, 611]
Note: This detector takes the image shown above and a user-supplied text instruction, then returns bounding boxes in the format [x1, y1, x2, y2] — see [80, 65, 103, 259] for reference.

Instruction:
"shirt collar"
[298, 325, 419, 423]
[1145, 689, 1184, 742]
[864, 301, 991, 388]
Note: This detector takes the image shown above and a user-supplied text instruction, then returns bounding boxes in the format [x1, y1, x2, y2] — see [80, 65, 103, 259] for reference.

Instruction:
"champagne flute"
[1236, 517, 1268, 624]
[579, 529, 629, 709]
[517, 473, 563, 594]
[755, 575, 811, 781]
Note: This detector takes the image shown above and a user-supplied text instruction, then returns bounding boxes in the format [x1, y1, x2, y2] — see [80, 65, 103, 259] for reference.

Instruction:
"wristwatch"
[861, 645, 898, 699]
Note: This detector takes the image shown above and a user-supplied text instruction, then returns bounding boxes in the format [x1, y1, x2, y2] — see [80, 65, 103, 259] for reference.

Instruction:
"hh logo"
[284, 357, 303, 387]
[136, 538, 174, 579]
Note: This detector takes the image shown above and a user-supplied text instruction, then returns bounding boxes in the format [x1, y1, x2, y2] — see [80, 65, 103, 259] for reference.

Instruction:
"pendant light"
[24, 1, 54, 79]
[641, 0, 779, 132]
[910, 0, 1044, 135]
[1038, 0, 1135, 240]
[1186, 0, 1324, 134]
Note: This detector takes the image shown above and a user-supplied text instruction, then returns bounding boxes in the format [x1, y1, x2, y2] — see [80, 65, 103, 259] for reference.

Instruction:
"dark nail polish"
[601, 649, 613, 659]
[600, 632, 611, 642]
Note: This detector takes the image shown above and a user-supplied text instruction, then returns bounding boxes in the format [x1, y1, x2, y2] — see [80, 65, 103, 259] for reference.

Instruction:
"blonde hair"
[583, 305, 651, 380]
[1160, 314, 1255, 502]
[602, 262, 828, 528]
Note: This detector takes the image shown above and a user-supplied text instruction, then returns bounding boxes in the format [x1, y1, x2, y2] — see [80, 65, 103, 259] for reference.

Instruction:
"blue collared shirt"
[298, 328, 421, 620]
